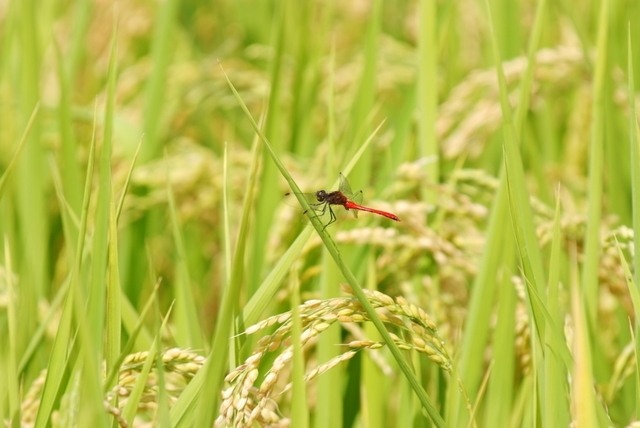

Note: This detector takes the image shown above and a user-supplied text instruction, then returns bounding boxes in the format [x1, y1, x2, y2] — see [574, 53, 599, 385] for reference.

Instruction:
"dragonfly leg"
[322, 207, 337, 230]
[305, 201, 326, 222]
[308, 201, 330, 229]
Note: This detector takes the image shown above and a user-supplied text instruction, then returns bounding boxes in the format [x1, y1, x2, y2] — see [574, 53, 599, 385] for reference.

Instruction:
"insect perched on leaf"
[285, 173, 401, 230]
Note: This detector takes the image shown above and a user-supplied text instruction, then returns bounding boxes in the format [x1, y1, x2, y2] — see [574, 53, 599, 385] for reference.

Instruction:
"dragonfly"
[286, 173, 401, 229]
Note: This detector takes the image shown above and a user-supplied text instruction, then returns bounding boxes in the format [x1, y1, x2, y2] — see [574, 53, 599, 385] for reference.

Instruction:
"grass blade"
[487, 0, 574, 374]
[630, 12, 640, 284]
[451, 172, 511, 426]
[289, 267, 309, 428]
[248, 0, 286, 294]
[487, 0, 546, 315]
[221, 64, 446, 428]
[166, 168, 203, 349]
[105, 198, 122, 389]
[116, 135, 144, 222]
[191, 131, 263, 427]
[33, 98, 98, 428]
[140, 0, 178, 161]
[483, 270, 516, 428]
[54, 38, 82, 215]
[70, 25, 117, 418]
[570, 268, 597, 427]
[4, 238, 20, 424]
[222, 141, 231, 285]
[88, 12, 119, 357]
[581, 0, 608, 324]
[362, 254, 385, 428]
[452, 0, 547, 421]
[16, 0, 48, 299]
[345, 0, 381, 186]
[316, 41, 343, 426]
[104, 280, 160, 391]
[237, 118, 385, 329]
[628, 21, 640, 417]
[239, 228, 311, 327]
[417, 0, 438, 202]
[0, 103, 38, 197]
[122, 303, 175, 426]
[543, 189, 570, 427]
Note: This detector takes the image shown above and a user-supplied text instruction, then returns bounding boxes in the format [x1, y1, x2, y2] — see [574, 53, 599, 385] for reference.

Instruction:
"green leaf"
[543, 189, 570, 427]
[4, 239, 20, 422]
[289, 267, 309, 428]
[627, 21, 640, 416]
[417, 0, 439, 202]
[220, 64, 446, 428]
[122, 302, 175, 426]
[166, 167, 203, 350]
[191, 127, 264, 427]
[33, 100, 98, 428]
[140, 0, 178, 161]
[0, 104, 38, 197]
[581, 0, 608, 324]
[104, 198, 122, 390]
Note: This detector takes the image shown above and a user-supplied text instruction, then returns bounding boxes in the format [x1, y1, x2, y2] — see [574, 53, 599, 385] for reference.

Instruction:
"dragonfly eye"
[315, 190, 326, 202]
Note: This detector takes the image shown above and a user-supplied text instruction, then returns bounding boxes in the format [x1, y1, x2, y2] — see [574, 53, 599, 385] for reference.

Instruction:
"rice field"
[1, 0, 640, 427]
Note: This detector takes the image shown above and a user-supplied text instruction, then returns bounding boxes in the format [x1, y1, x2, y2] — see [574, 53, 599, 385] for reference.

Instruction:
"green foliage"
[1, 0, 639, 426]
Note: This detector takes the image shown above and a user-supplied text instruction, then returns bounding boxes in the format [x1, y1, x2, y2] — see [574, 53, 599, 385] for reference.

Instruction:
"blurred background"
[2, 0, 640, 426]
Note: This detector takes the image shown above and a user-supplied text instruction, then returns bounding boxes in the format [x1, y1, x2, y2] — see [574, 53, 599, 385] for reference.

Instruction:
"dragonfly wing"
[350, 190, 363, 218]
[284, 192, 321, 210]
[351, 190, 363, 205]
[284, 193, 333, 227]
[339, 173, 355, 198]
[284, 192, 347, 226]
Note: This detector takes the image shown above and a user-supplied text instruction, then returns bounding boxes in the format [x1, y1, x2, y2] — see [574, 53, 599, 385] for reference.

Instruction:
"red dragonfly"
[286, 173, 401, 229]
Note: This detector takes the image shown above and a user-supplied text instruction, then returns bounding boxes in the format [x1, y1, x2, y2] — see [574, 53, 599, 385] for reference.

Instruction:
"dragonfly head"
[315, 190, 328, 202]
